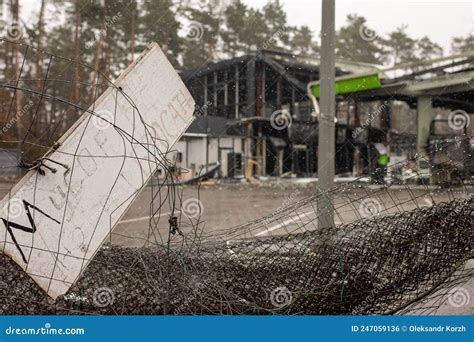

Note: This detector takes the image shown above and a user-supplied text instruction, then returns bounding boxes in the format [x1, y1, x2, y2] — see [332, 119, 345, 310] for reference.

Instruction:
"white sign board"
[0, 43, 195, 299]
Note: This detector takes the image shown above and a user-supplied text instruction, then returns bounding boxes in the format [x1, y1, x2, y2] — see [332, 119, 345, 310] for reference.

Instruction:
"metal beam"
[403, 71, 474, 95]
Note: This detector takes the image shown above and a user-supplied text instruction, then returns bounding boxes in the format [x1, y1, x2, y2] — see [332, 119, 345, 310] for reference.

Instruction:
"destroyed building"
[177, 50, 474, 181]
[177, 50, 372, 179]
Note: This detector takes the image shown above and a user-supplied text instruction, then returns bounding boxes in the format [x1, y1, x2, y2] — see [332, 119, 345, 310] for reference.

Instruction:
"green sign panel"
[311, 73, 381, 97]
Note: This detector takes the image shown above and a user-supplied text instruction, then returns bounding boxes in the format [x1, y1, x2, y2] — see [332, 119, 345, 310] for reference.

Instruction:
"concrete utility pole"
[317, 0, 336, 230]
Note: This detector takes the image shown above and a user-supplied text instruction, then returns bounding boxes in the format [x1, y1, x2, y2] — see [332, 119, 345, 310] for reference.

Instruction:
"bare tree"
[12, 0, 21, 138]
[89, 6, 105, 104]
[72, 0, 82, 106]
[35, 0, 46, 90]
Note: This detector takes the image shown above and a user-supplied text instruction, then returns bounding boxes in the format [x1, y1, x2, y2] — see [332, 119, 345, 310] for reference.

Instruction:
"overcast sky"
[18, 0, 473, 54]
[243, 0, 473, 54]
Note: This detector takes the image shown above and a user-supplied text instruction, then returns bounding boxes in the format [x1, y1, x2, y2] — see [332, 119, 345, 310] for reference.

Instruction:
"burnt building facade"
[177, 50, 362, 179]
[176, 50, 474, 182]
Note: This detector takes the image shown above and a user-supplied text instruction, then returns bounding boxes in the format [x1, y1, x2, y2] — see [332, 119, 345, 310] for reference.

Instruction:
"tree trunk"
[33, 0, 45, 136]
[104, 23, 113, 79]
[13, 0, 21, 140]
[89, 10, 105, 104]
[103, 0, 114, 79]
[130, 4, 136, 62]
[72, 0, 81, 106]
[35, 0, 45, 90]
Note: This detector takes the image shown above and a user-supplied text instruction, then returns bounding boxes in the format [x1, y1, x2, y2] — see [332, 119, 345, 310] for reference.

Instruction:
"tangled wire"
[1, 197, 471, 315]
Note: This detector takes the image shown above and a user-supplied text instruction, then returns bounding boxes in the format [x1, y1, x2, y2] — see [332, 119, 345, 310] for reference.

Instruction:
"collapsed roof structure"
[176, 50, 473, 181]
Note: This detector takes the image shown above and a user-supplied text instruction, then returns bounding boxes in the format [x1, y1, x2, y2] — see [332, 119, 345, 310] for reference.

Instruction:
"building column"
[203, 135, 209, 173]
[416, 95, 433, 177]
